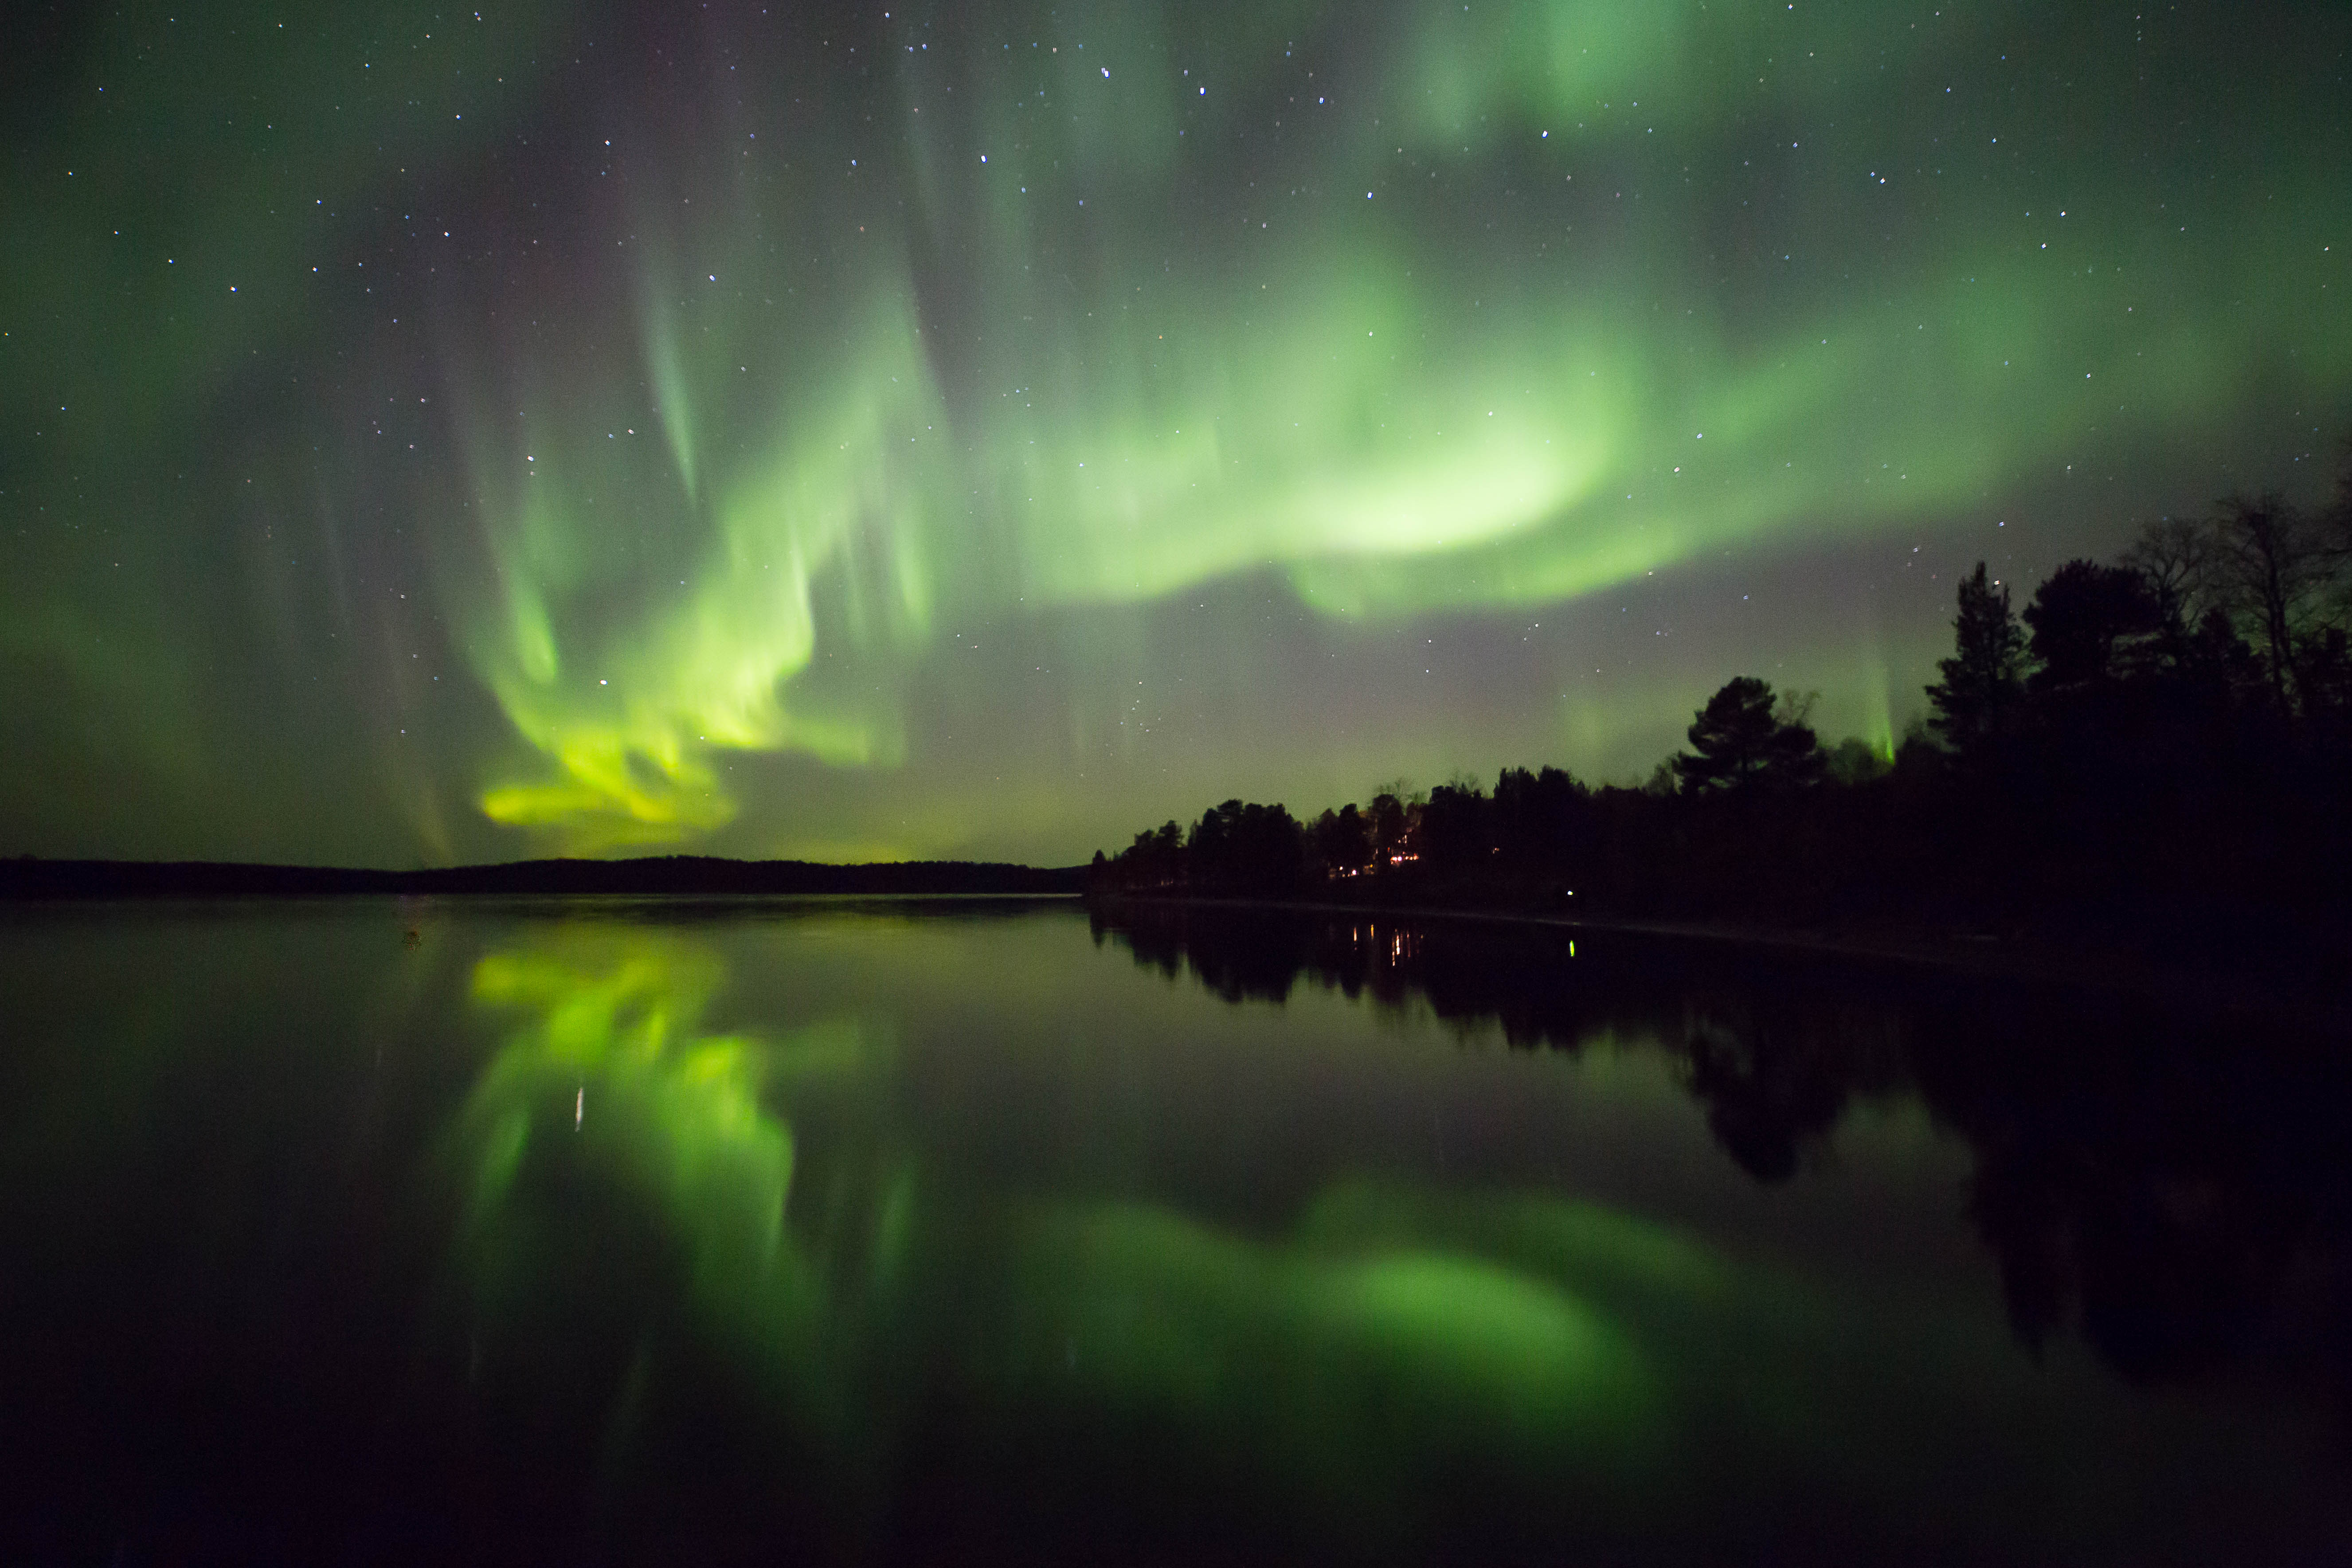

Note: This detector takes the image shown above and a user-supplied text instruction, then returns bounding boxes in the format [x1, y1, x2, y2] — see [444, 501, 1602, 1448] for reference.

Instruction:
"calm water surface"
[2, 897, 2347, 1564]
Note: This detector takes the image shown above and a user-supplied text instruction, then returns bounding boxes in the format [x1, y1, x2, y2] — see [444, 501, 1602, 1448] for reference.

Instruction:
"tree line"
[1088, 462, 2352, 952]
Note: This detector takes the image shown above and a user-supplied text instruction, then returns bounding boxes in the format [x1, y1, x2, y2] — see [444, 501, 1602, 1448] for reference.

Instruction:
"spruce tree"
[1926, 562, 2027, 749]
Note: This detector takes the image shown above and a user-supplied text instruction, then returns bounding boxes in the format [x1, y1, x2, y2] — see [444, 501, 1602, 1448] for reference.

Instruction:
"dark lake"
[3, 897, 2348, 1564]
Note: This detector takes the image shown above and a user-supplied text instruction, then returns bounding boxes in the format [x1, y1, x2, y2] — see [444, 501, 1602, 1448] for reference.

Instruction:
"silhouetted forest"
[1091, 903, 2352, 1407]
[1090, 469, 2352, 965]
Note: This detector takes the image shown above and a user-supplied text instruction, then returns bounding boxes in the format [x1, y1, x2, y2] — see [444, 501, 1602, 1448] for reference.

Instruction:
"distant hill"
[0, 856, 1086, 899]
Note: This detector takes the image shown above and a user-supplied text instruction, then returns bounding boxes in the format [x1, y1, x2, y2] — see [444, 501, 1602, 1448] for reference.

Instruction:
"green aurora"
[4, 1, 2347, 862]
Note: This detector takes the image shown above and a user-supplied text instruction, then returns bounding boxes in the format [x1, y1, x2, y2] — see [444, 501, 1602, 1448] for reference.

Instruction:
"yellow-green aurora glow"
[4, 1, 2347, 861]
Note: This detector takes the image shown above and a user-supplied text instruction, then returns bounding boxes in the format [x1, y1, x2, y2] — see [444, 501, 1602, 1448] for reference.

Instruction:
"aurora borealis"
[6, 1, 2348, 865]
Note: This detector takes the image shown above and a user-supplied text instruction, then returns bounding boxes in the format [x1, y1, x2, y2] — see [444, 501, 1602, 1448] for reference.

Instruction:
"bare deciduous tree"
[2122, 516, 2215, 630]
[2206, 493, 2333, 710]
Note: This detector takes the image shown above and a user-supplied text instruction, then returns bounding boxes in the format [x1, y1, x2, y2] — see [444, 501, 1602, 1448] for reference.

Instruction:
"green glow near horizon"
[4, 0, 2344, 861]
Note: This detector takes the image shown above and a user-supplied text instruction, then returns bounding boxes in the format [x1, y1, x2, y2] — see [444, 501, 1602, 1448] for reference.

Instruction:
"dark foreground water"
[2, 898, 2348, 1564]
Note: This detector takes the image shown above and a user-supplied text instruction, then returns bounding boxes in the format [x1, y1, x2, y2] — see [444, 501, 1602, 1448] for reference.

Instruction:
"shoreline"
[0, 856, 1088, 900]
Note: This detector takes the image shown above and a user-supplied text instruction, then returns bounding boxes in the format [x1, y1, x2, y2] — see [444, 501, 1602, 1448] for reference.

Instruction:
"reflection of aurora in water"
[442, 926, 1690, 1530]
[432, 915, 2352, 1558]
[446, 935, 829, 1409]
[7, 901, 2351, 1559]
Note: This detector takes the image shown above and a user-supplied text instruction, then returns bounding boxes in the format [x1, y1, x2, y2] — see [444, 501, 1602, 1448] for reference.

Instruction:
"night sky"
[5, 1, 2347, 867]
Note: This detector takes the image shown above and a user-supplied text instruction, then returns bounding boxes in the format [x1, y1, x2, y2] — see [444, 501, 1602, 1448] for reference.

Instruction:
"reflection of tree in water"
[1965, 1143, 2303, 1382]
[1104, 903, 1329, 1003]
[1911, 1004, 2340, 1388]
[1677, 1001, 1864, 1185]
[1092, 906, 2352, 1408]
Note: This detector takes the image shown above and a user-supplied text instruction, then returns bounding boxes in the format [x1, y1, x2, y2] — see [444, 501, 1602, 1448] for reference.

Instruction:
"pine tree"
[2022, 559, 2160, 689]
[1926, 562, 2027, 749]
[1674, 677, 1823, 793]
